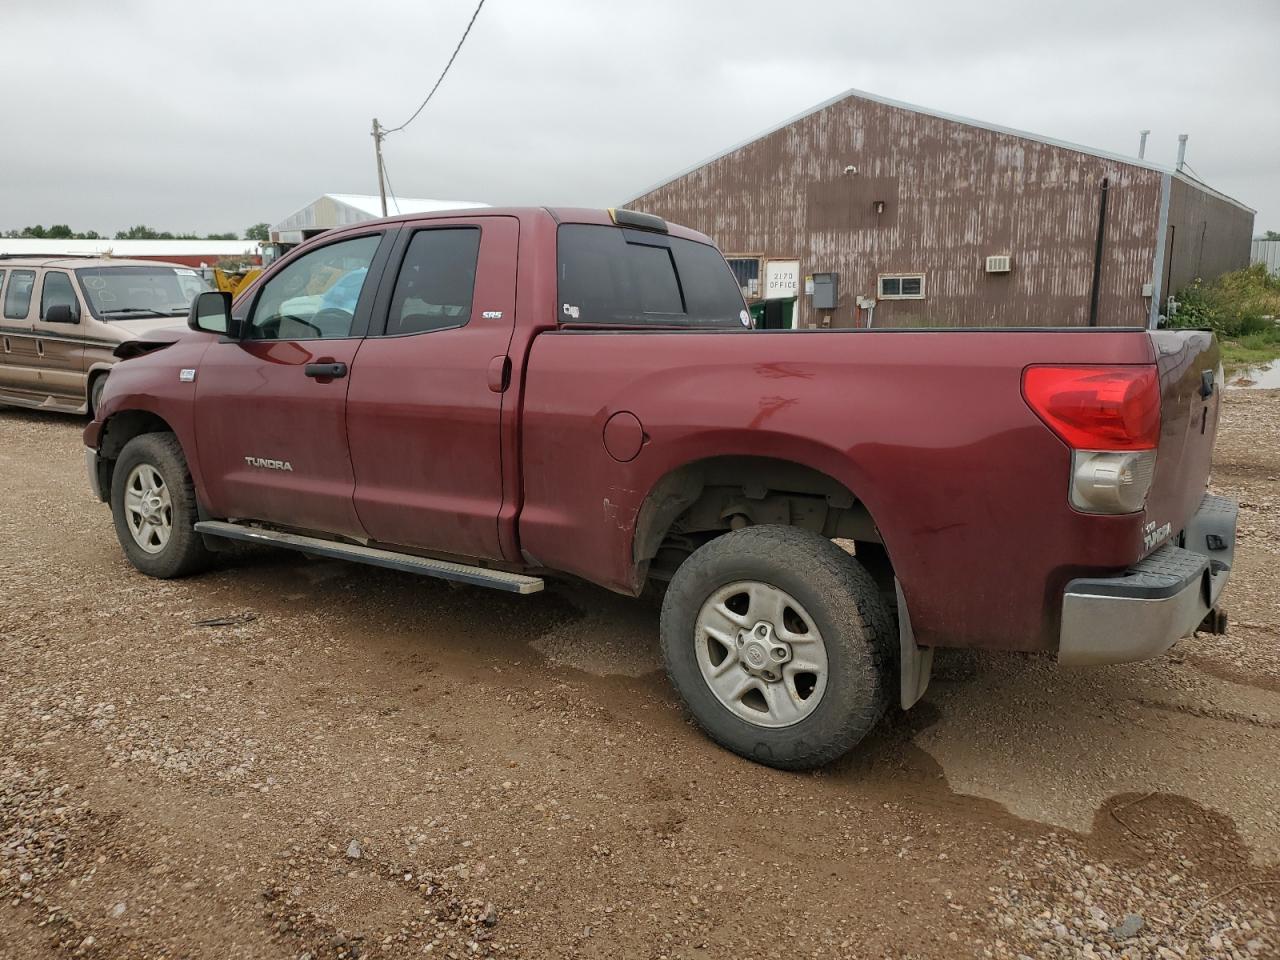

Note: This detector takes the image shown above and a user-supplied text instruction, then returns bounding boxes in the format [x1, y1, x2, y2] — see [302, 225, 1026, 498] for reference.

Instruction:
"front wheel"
[110, 432, 213, 578]
[660, 525, 895, 770]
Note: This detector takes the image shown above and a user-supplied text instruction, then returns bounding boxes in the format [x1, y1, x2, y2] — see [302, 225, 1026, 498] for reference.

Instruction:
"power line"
[384, 0, 487, 135]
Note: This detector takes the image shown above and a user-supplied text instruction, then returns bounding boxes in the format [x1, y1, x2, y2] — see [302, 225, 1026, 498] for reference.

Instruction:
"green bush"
[1169, 264, 1280, 338]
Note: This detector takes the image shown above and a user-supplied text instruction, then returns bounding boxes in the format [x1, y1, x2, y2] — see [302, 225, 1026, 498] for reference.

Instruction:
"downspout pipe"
[1088, 177, 1110, 326]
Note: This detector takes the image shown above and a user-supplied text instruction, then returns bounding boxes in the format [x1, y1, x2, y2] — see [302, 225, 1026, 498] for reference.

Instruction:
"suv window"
[41, 271, 78, 319]
[384, 228, 481, 336]
[3, 270, 35, 320]
[247, 235, 381, 340]
[557, 225, 747, 328]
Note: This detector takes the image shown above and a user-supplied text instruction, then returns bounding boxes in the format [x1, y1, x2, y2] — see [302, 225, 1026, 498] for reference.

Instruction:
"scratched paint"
[629, 93, 1251, 330]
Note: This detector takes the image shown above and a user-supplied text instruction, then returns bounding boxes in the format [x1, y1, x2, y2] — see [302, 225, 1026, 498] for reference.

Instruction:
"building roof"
[628, 87, 1254, 214]
[0, 238, 259, 257]
[326, 194, 489, 217]
[0, 255, 198, 269]
[272, 194, 489, 235]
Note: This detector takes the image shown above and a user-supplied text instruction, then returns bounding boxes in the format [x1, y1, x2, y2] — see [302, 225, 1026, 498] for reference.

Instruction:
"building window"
[725, 257, 761, 300]
[878, 274, 925, 300]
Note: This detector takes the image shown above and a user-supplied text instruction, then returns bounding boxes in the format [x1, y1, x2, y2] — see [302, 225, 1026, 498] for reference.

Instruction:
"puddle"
[1227, 362, 1280, 389]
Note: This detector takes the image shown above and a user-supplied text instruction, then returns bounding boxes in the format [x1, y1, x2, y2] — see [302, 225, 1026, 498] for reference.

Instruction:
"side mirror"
[44, 302, 79, 324]
[188, 290, 239, 337]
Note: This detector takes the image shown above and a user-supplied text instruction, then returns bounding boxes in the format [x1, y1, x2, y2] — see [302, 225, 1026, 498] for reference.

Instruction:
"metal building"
[626, 89, 1255, 329]
[271, 194, 487, 247]
[1253, 239, 1280, 277]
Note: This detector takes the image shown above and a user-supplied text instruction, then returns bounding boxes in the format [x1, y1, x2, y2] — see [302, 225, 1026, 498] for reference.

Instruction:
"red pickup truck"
[84, 206, 1236, 769]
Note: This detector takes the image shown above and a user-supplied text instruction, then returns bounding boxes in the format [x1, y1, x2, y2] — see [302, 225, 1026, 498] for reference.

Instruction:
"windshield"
[75, 265, 211, 319]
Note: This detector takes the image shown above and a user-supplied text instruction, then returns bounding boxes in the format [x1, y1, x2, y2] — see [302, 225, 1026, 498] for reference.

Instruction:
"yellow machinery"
[212, 266, 263, 298]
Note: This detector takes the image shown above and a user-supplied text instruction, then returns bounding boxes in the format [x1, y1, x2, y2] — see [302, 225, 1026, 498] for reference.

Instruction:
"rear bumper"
[1058, 494, 1236, 666]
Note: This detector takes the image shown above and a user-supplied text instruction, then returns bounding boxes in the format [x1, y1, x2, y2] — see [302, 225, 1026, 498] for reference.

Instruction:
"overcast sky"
[3, 0, 1277, 236]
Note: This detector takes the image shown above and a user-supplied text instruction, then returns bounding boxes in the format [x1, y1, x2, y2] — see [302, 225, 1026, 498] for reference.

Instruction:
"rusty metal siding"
[629, 94, 1167, 328]
[1162, 177, 1255, 300]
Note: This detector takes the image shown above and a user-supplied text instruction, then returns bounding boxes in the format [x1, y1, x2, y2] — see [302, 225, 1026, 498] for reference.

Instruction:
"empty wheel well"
[632, 456, 892, 592]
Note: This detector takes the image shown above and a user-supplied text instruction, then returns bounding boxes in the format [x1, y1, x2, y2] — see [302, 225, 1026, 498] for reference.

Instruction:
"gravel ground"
[1, 391, 1277, 959]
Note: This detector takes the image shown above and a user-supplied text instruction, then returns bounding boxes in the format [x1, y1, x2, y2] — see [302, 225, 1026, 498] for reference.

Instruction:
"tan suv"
[0, 256, 209, 415]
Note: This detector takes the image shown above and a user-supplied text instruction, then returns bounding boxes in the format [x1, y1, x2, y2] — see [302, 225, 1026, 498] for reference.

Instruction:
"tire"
[660, 525, 895, 770]
[89, 373, 107, 419]
[110, 432, 213, 578]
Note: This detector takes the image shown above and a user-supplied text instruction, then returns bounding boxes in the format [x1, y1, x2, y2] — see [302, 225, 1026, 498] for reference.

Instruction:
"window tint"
[3, 270, 35, 320]
[557, 224, 746, 327]
[247, 234, 380, 340]
[41, 272, 78, 319]
[384, 228, 481, 336]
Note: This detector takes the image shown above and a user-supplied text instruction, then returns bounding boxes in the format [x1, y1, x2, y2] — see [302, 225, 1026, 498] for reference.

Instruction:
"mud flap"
[896, 579, 933, 709]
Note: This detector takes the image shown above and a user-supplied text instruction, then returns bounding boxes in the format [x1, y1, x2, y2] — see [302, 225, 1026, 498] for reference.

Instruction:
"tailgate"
[1143, 330, 1222, 553]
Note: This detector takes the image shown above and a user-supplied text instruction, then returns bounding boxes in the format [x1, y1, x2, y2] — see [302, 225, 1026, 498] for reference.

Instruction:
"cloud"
[2, 0, 1276, 234]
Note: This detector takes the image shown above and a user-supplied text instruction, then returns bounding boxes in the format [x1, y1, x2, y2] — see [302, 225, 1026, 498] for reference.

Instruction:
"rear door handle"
[304, 362, 347, 379]
[487, 355, 511, 393]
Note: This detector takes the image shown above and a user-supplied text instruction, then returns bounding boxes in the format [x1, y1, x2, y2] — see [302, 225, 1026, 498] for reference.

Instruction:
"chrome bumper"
[1058, 494, 1236, 666]
[85, 446, 105, 502]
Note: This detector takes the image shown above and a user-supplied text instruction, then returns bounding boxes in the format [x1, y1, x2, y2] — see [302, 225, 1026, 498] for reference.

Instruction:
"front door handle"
[304, 361, 347, 379]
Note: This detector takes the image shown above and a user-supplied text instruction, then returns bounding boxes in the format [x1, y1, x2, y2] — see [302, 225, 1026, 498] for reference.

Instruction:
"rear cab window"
[557, 224, 748, 328]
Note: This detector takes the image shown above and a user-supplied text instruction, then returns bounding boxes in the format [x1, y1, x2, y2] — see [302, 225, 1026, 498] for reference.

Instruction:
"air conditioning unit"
[985, 255, 1013, 273]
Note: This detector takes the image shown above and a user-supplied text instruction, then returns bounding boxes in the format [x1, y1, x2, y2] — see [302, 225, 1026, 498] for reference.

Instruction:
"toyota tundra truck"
[82, 206, 1236, 769]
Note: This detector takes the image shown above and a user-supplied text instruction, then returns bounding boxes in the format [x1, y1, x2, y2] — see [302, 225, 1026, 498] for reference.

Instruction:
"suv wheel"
[110, 433, 213, 578]
[660, 525, 894, 770]
[89, 374, 107, 419]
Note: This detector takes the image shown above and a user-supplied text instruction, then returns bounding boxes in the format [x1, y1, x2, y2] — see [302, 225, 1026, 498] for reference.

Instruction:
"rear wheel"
[660, 525, 894, 769]
[110, 433, 213, 578]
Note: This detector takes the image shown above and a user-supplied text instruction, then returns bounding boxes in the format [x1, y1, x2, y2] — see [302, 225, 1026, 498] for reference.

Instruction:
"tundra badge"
[244, 457, 293, 472]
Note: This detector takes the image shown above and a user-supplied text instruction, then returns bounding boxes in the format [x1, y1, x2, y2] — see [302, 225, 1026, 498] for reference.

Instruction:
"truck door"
[192, 230, 393, 538]
[346, 216, 519, 561]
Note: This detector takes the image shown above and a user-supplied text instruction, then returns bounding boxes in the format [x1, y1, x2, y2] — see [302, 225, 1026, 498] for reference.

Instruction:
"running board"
[193, 521, 545, 594]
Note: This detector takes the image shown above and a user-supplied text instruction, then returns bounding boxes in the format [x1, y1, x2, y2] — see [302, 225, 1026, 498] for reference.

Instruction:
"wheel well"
[633, 456, 892, 591]
[95, 410, 175, 496]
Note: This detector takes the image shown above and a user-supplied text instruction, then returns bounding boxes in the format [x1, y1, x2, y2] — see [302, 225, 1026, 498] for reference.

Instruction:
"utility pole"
[371, 118, 388, 217]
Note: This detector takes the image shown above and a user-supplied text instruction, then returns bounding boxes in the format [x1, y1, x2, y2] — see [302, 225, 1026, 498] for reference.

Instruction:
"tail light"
[1022, 365, 1160, 515]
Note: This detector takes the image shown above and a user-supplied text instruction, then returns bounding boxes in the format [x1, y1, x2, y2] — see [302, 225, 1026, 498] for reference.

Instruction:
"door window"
[3, 270, 35, 320]
[383, 228, 481, 336]
[40, 271, 78, 319]
[246, 235, 381, 340]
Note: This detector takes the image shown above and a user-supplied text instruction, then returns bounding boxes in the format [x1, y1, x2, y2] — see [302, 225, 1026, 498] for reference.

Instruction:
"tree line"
[3, 223, 271, 241]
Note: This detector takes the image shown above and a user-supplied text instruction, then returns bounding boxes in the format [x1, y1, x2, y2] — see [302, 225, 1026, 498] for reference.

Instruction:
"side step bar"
[193, 521, 545, 595]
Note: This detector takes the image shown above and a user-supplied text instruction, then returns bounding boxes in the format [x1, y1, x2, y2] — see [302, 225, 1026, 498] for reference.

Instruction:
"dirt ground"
[1, 391, 1277, 960]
